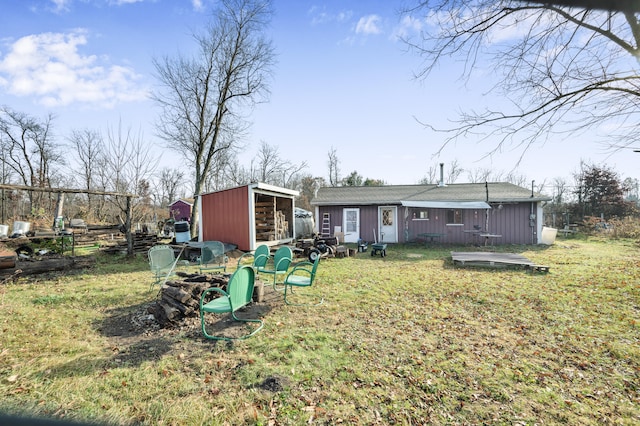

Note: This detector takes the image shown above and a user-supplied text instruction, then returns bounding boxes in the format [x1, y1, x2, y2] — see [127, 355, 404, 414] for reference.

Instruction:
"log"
[161, 294, 194, 316]
[0, 257, 95, 278]
[160, 303, 181, 322]
[161, 285, 192, 303]
[153, 273, 230, 328]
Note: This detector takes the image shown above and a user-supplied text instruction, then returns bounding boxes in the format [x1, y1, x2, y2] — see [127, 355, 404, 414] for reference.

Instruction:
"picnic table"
[417, 232, 445, 243]
[479, 233, 502, 246]
[558, 225, 578, 237]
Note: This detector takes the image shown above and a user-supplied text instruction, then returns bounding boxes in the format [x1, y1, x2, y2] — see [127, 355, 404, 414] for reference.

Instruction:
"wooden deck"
[451, 252, 535, 268]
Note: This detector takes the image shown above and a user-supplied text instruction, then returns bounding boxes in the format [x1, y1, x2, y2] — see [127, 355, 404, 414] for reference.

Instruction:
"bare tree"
[68, 129, 105, 217]
[101, 123, 159, 228]
[445, 160, 464, 184]
[504, 171, 529, 188]
[467, 167, 497, 183]
[418, 164, 439, 184]
[327, 147, 341, 187]
[251, 140, 307, 187]
[0, 106, 62, 214]
[156, 167, 187, 208]
[153, 0, 275, 238]
[222, 155, 253, 187]
[403, 1, 640, 159]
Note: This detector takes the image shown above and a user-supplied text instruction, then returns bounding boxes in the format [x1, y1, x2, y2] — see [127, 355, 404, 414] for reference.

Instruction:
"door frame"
[342, 208, 360, 243]
[378, 205, 398, 243]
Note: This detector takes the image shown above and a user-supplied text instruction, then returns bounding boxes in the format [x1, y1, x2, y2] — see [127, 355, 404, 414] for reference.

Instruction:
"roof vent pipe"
[438, 163, 445, 187]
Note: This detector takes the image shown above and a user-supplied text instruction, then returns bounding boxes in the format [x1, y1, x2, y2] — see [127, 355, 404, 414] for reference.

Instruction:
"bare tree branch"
[403, 1, 640, 158]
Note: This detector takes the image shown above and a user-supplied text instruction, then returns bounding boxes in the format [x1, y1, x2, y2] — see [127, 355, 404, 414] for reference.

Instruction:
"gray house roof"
[311, 183, 551, 206]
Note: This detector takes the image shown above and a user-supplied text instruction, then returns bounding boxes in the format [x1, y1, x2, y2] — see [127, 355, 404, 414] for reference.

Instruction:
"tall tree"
[342, 171, 363, 187]
[623, 177, 639, 203]
[251, 140, 307, 187]
[403, 1, 640, 157]
[573, 162, 631, 218]
[327, 147, 341, 187]
[101, 123, 159, 228]
[68, 129, 104, 217]
[153, 0, 275, 238]
[0, 106, 62, 214]
[156, 167, 186, 208]
[297, 174, 324, 211]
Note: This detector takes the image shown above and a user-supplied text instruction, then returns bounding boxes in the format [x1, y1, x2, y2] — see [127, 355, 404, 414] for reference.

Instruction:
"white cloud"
[109, 0, 146, 5]
[0, 31, 148, 108]
[50, 0, 71, 13]
[392, 15, 425, 41]
[309, 6, 353, 26]
[355, 14, 382, 35]
[192, 0, 204, 11]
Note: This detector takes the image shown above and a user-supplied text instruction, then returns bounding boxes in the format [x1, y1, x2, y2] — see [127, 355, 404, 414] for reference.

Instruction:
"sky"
[0, 0, 638, 196]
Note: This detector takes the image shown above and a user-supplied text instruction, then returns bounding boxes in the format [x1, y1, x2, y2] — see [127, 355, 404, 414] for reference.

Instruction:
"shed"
[169, 198, 194, 222]
[311, 182, 551, 245]
[198, 183, 299, 251]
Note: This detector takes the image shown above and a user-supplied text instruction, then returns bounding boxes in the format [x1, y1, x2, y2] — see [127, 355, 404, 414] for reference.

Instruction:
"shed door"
[343, 208, 360, 243]
[379, 206, 397, 243]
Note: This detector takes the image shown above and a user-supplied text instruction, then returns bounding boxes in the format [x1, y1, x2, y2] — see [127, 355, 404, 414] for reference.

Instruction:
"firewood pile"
[275, 211, 289, 240]
[151, 272, 230, 328]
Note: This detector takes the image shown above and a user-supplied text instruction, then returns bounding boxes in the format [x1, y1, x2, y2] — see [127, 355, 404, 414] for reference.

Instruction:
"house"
[311, 182, 552, 245]
[198, 183, 299, 251]
[169, 198, 194, 222]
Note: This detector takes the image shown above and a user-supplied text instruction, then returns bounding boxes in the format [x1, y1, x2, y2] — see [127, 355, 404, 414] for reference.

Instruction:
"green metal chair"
[283, 255, 323, 306]
[236, 244, 270, 271]
[148, 245, 188, 289]
[199, 241, 228, 274]
[199, 266, 263, 341]
[259, 246, 293, 291]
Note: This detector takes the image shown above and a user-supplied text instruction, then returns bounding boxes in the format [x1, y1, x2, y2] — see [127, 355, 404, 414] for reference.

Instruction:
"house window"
[412, 210, 429, 220]
[446, 209, 462, 224]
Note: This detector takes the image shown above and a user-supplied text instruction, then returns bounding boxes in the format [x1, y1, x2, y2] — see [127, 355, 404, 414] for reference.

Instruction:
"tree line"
[2, 0, 640, 235]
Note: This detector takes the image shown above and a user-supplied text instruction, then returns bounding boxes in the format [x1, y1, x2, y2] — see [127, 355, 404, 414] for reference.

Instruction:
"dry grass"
[0, 238, 638, 425]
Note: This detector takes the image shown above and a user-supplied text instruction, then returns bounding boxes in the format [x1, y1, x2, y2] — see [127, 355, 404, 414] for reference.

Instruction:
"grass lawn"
[0, 237, 638, 425]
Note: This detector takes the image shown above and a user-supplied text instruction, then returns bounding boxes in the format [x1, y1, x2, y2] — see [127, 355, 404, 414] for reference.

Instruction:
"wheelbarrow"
[370, 229, 387, 257]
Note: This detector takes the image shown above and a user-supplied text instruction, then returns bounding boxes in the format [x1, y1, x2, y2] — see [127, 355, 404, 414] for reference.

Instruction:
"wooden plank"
[451, 251, 535, 268]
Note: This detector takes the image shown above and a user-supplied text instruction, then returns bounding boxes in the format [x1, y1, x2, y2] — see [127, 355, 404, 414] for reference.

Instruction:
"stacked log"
[255, 199, 275, 241]
[152, 272, 229, 327]
[275, 211, 289, 240]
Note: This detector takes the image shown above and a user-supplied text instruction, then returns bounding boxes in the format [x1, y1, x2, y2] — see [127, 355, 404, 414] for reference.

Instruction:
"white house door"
[343, 208, 360, 243]
[379, 206, 397, 243]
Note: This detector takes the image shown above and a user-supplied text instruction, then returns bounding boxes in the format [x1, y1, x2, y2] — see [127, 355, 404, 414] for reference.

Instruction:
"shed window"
[446, 209, 462, 224]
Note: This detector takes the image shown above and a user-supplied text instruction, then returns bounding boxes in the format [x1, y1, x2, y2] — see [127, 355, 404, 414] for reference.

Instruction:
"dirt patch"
[255, 375, 291, 392]
[97, 280, 286, 364]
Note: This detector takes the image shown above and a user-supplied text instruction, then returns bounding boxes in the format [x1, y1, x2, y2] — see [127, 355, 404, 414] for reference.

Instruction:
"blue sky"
[0, 0, 637, 192]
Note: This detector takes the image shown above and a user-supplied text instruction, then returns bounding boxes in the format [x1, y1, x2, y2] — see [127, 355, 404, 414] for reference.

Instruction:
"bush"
[581, 215, 640, 239]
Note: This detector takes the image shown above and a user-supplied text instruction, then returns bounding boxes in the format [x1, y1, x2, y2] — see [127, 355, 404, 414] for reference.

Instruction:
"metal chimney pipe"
[439, 163, 445, 187]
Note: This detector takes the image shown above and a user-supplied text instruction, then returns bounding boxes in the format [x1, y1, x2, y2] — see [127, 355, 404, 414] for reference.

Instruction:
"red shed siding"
[201, 186, 251, 251]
